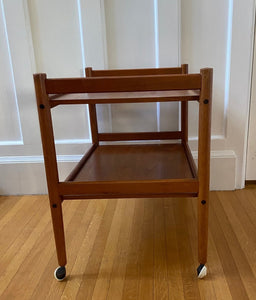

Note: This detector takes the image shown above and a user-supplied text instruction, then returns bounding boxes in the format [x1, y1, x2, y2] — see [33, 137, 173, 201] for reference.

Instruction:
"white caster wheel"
[54, 266, 66, 281]
[197, 264, 207, 279]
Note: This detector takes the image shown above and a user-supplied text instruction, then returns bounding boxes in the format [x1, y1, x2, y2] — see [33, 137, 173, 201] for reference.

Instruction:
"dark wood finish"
[98, 131, 182, 141]
[33, 74, 67, 267]
[62, 192, 198, 200]
[70, 144, 194, 182]
[197, 68, 213, 265]
[182, 141, 198, 178]
[85, 67, 99, 144]
[45, 74, 202, 94]
[65, 143, 98, 182]
[86, 66, 183, 77]
[181, 64, 189, 142]
[59, 179, 199, 197]
[88, 104, 99, 144]
[49, 90, 200, 107]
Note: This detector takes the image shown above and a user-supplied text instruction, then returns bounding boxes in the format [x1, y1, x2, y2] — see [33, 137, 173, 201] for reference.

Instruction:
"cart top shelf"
[49, 89, 200, 106]
[38, 72, 202, 106]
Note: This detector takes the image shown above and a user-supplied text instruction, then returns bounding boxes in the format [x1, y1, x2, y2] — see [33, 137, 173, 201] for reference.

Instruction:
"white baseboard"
[0, 150, 237, 195]
[192, 150, 236, 190]
[0, 155, 81, 195]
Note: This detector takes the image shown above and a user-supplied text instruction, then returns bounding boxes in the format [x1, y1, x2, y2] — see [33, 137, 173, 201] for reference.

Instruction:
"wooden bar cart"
[33, 64, 212, 281]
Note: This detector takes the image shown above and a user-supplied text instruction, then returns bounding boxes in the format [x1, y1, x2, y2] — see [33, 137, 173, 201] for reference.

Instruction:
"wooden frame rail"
[45, 74, 201, 94]
[84, 63, 190, 149]
[98, 131, 182, 141]
[86, 66, 183, 77]
[59, 179, 199, 197]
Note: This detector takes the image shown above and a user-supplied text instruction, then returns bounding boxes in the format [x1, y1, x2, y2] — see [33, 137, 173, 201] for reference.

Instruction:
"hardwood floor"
[1, 187, 256, 299]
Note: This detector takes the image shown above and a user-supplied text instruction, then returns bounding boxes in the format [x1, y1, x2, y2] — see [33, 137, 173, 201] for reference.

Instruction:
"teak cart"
[33, 64, 212, 281]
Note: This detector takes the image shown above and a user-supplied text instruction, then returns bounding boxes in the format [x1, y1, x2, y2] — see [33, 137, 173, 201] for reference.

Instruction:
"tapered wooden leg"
[197, 192, 209, 279]
[34, 73, 67, 269]
[49, 196, 67, 267]
[198, 196, 209, 264]
[197, 68, 213, 278]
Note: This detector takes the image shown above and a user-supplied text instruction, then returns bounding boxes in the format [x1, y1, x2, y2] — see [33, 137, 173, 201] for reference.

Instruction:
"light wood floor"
[1, 187, 256, 299]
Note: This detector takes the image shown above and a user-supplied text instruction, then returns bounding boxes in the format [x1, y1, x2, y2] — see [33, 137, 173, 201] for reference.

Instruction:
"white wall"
[0, 0, 255, 194]
[182, 0, 255, 189]
[0, 0, 180, 194]
[104, 0, 180, 134]
[246, 18, 256, 180]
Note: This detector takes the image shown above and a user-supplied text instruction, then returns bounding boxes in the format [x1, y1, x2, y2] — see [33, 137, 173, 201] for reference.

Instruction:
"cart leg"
[197, 196, 209, 278]
[33, 74, 67, 281]
[49, 197, 67, 281]
[197, 68, 212, 279]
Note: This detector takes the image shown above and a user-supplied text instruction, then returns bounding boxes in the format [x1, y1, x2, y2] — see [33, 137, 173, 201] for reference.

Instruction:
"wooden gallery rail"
[33, 64, 212, 281]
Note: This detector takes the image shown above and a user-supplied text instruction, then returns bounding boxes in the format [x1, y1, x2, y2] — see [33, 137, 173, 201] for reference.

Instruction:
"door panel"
[104, 0, 180, 133]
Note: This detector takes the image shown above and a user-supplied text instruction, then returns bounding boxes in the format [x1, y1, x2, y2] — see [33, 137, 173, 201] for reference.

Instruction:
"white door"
[0, 0, 180, 194]
[246, 21, 256, 180]
[0, 0, 255, 194]
[101, 0, 180, 133]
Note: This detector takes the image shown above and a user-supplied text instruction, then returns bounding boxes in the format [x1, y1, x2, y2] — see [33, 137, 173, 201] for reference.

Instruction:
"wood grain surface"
[1, 187, 256, 299]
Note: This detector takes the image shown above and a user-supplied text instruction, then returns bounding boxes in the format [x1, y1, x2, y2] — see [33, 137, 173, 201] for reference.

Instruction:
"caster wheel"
[54, 266, 66, 281]
[197, 264, 207, 279]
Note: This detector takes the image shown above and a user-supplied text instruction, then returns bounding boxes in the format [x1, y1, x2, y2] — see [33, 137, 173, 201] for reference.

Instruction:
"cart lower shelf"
[73, 143, 194, 181]
[60, 143, 198, 200]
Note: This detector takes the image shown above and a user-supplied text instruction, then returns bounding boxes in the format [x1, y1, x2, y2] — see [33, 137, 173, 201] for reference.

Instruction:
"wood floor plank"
[137, 198, 154, 300]
[0, 200, 52, 297]
[0, 196, 21, 220]
[164, 198, 184, 300]
[106, 199, 135, 300]
[2, 188, 256, 299]
[154, 198, 169, 300]
[0, 196, 47, 272]
[76, 199, 117, 300]
[246, 188, 256, 212]
[0, 196, 24, 230]
[215, 191, 256, 299]
[173, 198, 201, 300]
[0, 200, 76, 300]
[219, 191, 256, 277]
[33, 200, 95, 300]
[121, 198, 144, 300]
[206, 233, 233, 300]
[0, 196, 43, 259]
[236, 189, 256, 229]
[190, 197, 232, 300]
[44, 200, 90, 300]
[92, 199, 127, 299]
[61, 199, 108, 300]
[209, 192, 250, 300]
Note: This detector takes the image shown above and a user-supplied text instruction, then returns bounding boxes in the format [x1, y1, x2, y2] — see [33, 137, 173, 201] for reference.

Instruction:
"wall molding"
[0, 149, 235, 164]
[0, 154, 83, 164]
[0, 141, 24, 146]
[0, 0, 24, 144]
[0, 149, 236, 194]
[191, 149, 236, 159]
[192, 150, 236, 190]
[55, 138, 91, 145]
